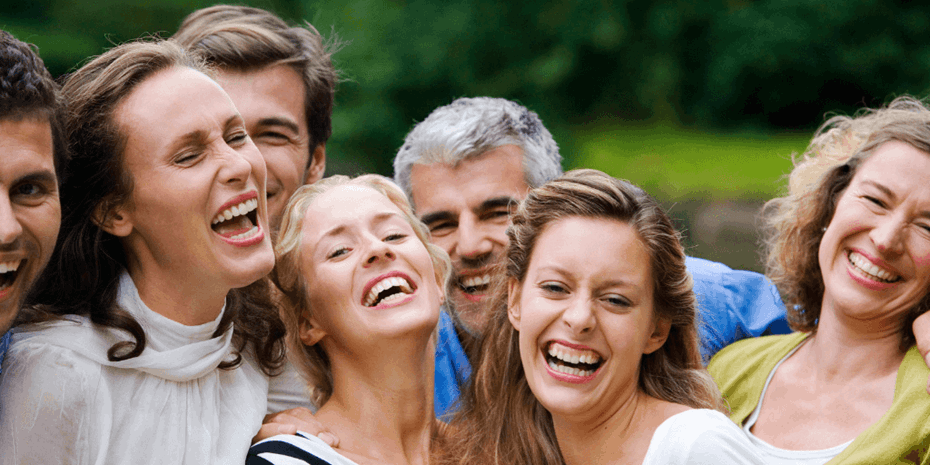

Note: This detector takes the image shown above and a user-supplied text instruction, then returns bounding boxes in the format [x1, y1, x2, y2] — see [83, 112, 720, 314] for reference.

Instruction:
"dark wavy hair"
[0, 29, 67, 175]
[439, 169, 722, 465]
[23, 39, 286, 375]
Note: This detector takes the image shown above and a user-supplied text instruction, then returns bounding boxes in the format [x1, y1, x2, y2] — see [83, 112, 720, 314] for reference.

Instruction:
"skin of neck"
[124, 252, 228, 326]
[552, 381, 659, 465]
[802, 300, 907, 381]
[316, 333, 436, 465]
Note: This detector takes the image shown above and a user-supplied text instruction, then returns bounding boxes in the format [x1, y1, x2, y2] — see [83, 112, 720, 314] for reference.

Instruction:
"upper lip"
[454, 266, 494, 283]
[848, 248, 902, 277]
[214, 191, 259, 219]
[361, 271, 418, 305]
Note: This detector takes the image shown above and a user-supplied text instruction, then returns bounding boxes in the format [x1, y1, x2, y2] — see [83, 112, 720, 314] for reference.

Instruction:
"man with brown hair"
[173, 5, 337, 231]
[0, 29, 64, 375]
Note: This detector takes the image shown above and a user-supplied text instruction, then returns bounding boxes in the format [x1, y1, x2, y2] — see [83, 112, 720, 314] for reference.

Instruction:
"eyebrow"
[419, 196, 520, 226]
[167, 114, 242, 154]
[318, 212, 406, 239]
[255, 117, 300, 134]
[15, 170, 58, 187]
[863, 180, 930, 220]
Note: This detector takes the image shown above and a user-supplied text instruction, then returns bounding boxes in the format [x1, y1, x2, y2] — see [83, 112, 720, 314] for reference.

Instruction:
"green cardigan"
[708, 332, 930, 464]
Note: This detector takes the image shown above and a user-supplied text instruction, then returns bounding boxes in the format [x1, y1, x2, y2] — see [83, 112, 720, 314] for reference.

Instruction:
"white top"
[0, 272, 269, 465]
[642, 409, 765, 464]
[248, 431, 360, 465]
[741, 342, 852, 465]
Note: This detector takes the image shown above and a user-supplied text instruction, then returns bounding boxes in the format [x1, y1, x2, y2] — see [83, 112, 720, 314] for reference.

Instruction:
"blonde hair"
[439, 169, 723, 465]
[762, 96, 930, 348]
[272, 174, 451, 406]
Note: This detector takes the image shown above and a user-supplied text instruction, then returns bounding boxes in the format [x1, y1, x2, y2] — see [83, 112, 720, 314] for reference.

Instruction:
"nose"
[561, 296, 596, 335]
[363, 236, 396, 267]
[0, 195, 23, 246]
[870, 214, 906, 256]
[219, 146, 255, 187]
[455, 215, 493, 260]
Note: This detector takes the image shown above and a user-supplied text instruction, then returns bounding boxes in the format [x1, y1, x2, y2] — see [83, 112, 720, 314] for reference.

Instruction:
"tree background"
[3, 0, 928, 270]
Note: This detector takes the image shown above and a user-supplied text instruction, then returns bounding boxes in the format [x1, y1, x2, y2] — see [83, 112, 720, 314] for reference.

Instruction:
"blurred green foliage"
[3, 0, 929, 183]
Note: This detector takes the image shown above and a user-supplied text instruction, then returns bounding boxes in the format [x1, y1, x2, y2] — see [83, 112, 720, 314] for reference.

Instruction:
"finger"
[252, 423, 298, 444]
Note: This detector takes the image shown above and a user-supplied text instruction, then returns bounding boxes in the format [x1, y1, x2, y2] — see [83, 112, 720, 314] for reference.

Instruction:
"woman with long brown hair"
[440, 169, 761, 464]
[0, 39, 285, 463]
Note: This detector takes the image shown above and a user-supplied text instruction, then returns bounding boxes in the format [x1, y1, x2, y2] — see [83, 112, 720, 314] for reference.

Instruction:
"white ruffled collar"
[14, 271, 236, 382]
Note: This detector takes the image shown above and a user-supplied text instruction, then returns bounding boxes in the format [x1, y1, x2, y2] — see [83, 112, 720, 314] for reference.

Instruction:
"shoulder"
[643, 409, 764, 465]
[708, 332, 805, 380]
[248, 432, 359, 465]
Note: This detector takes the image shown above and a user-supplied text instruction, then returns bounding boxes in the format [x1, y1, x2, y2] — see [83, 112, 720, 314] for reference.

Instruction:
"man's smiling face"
[409, 144, 528, 333]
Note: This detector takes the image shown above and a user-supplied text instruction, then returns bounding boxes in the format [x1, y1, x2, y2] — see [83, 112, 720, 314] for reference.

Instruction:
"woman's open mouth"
[362, 273, 418, 308]
[544, 341, 604, 378]
[212, 196, 262, 245]
[0, 259, 23, 297]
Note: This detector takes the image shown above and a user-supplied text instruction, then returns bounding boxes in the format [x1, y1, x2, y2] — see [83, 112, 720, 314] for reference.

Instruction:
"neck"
[125, 260, 227, 326]
[804, 306, 906, 380]
[554, 387, 652, 465]
[317, 336, 436, 465]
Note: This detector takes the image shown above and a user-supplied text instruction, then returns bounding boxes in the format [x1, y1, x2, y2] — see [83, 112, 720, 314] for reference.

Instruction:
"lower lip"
[370, 294, 416, 310]
[544, 358, 600, 384]
[846, 256, 898, 291]
[217, 225, 265, 247]
[457, 287, 485, 302]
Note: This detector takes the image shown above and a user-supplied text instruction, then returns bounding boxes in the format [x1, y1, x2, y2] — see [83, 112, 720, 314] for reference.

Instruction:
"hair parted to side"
[24, 38, 286, 375]
[393, 97, 562, 201]
[439, 169, 723, 465]
[762, 96, 930, 349]
[0, 29, 67, 175]
[172, 4, 338, 159]
[272, 174, 451, 406]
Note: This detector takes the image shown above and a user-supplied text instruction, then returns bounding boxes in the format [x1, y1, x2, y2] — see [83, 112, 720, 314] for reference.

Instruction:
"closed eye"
[328, 247, 350, 259]
[864, 195, 886, 208]
[540, 282, 568, 295]
[384, 233, 407, 242]
[603, 294, 632, 308]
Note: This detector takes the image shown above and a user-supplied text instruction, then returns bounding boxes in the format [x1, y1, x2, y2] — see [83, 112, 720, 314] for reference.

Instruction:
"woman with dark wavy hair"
[0, 39, 285, 464]
[709, 96, 930, 463]
[439, 169, 761, 464]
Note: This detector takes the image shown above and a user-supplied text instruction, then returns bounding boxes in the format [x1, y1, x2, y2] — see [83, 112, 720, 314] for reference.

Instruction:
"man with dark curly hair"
[0, 29, 64, 374]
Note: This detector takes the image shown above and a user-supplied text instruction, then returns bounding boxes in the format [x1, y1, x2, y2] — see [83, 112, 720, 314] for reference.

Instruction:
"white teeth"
[364, 276, 415, 307]
[230, 226, 260, 241]
[0, 260, 22, 274]
[548, 360, 595, 377]
[848, 251, 899, 282]
[546, 342, 602, 366]
[212, 198, 259, 225]
[461, 274, 491, 288]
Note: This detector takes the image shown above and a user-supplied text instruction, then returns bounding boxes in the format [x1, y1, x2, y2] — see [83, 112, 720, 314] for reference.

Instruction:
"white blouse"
[642, 409, 765, 464]
[0, 272, 269, 465]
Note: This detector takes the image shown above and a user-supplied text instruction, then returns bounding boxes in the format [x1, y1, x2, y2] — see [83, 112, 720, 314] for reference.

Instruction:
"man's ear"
[299, 312, 327, 346]
[507, 278, 522, 330]
[304, 144, 326, 185]
[93, 201, 133, 237]
[643, 316, 672, 355]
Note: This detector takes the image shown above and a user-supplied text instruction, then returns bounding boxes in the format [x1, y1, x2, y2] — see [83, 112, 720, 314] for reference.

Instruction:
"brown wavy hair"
[272, 174, 451, 407]
[762, 96, 930, 349]
[438, 169, 723, 465]
[24, 39, 286, 375]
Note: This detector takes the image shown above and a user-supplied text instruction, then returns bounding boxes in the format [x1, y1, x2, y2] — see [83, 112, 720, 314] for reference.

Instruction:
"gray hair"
[393, 97, 562, 200]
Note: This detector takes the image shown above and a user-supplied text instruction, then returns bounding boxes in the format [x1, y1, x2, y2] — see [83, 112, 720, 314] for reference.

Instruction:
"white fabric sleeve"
[0, 341, 104, 465]
[642, 409, 765, 465]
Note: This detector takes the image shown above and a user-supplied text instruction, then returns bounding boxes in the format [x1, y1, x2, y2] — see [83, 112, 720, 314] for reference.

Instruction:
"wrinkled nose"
[0, 196, 23, 245]
[870, 215, 906, 256]
[364, 238, 396, 266]
[562, 296, 596, 335]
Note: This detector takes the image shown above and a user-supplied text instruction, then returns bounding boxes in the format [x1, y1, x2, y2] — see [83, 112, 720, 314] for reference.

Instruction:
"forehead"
[408, 144, 529, 214]
[531, 216, 652, 287]
[0, 118, 55, 182]
[214, 65, 307, 127]
[115, 66, 237, 149]
[853, 140, 930, 191]
[301, 185, 405, 239]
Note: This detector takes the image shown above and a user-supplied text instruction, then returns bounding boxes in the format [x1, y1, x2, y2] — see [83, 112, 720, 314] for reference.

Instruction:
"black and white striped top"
[247, 432, 360, 465]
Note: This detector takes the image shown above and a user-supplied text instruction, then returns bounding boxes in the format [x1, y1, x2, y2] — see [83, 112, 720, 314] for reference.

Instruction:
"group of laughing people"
[1, 4, 929, 464]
